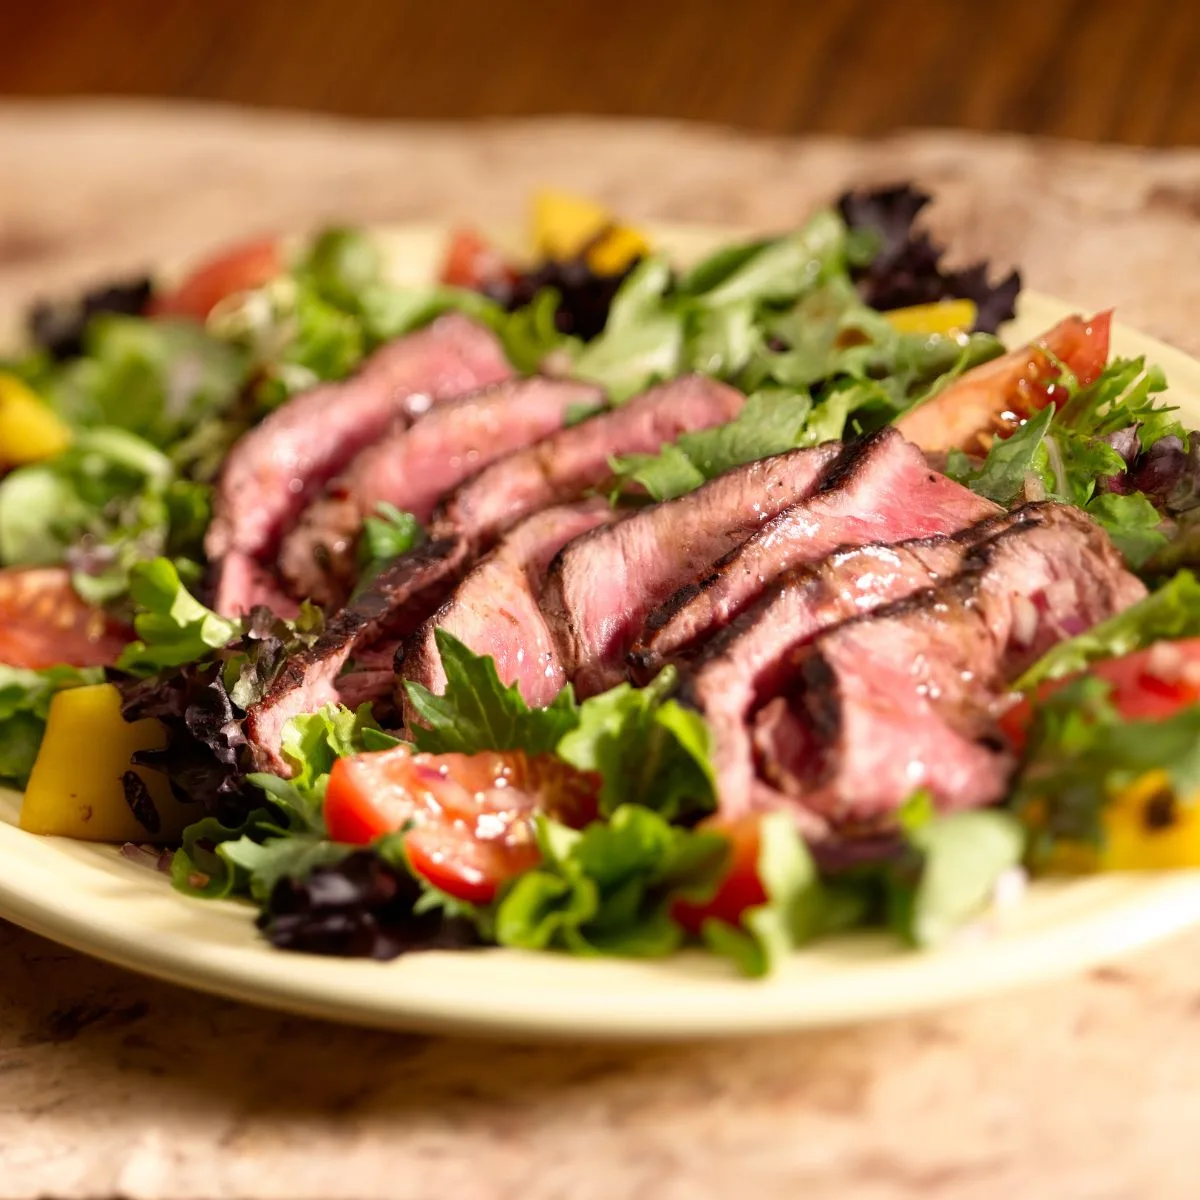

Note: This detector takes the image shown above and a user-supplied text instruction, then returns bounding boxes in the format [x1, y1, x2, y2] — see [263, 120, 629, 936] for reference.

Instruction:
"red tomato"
[324, 745, 599, 903]
[898, 311, 1113, 455]
[0, 567, 131, 669]
[1000, 636, 1200, 753]
[149, 237, 284, 322]
[671, 815, 765, 936]
[439, 228, 516, 291]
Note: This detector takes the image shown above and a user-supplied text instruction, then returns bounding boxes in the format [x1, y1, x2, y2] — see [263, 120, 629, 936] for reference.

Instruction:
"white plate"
[3, 224, 1200, 1040]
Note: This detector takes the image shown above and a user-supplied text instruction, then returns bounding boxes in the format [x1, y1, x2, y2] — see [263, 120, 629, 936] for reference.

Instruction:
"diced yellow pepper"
[532, 189, 612, 261]
[0, 374, 71, 467]
[587, 225, 651, 276]
[20, 683, 191, 843]
[884, 300, 978, 338]
[1095, 770, 1200, 871]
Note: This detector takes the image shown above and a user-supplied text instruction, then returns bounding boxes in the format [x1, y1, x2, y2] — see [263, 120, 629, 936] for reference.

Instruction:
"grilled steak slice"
[429, 374, 745, 553]
[681, 509, 1035, 817]
[399, 498, 617, 718]
[211, 552, 301, 620]
[245, 537, 469, 772]
[637, 426, 1001, 665]
[541, 444, 842, 697]
[205, 314, 510, 608]
[753, 504, 1146, 825]
[279, 378, 605, 606]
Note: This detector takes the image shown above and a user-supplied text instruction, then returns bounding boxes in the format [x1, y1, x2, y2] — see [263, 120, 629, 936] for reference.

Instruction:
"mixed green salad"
[3, 186, 1200, 978]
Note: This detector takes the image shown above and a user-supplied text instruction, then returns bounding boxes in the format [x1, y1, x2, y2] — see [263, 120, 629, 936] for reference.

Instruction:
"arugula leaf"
[494, 805, 729, 957]
[557, 666, 716, 820]
[609, 390, 813, 501]
[1011, 677, 1200, 867]
[885, 810, 1025, 947]
[947, 403, 1054, 505]
[219, 833, 352, 903]
[356, 503, 425, 592]
[700, 813, 866, 977]
[0, 664, 102, 787]
[403, 628, 580, 755]
[115, 558, 241, 676]
[1016, 571, 1200, 689]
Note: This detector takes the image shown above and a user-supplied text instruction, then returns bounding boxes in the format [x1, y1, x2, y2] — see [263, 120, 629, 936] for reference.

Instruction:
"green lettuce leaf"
[0, 664, 103, 787]
[403, 628, 580, 756]
[115, 558, 241, 676]
[1015, 570, 1200, 688]
[885, 809, 1026, 947]
[494, 804, 729, 957]
[356, 503, 425, 593]
[557, 666, 716, 819]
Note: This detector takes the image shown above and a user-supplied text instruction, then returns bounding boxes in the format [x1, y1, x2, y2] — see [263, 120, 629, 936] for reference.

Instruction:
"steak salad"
[4, 187, 1200, 976]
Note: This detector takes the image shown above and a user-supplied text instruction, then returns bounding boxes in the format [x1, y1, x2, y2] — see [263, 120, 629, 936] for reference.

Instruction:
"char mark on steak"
[541, 443, 842, 697]
[635, 426, 1002, 667]
[245, 536, 469, 772]
[398, 498, 617, 722]
[751, 503, 1146, 828]
[429, 374, 746, 554]
[205, 314, 511, 616]
[679, 508, 1038, 818]
[279, 377, 605, 607]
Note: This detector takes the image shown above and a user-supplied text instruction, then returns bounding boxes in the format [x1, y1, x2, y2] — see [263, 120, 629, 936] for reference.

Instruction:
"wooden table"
[2, 102, 1200, 1199]
[1, 0, 1198, 146]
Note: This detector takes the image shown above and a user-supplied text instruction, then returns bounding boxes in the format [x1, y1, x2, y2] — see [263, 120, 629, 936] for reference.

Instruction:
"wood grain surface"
[0, 0, 1198, 146]
[0, 102, 1199, 1200]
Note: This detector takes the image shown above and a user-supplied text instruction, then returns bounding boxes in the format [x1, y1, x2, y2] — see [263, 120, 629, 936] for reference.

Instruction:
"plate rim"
[3, 220, 1200, 1039]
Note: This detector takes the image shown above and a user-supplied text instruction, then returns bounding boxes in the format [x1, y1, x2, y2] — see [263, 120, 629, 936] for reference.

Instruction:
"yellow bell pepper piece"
[884, 300, 978, 338]
[1095, 770, 1200, 871]
[20, 683, 191, 843]
[531, 188, 650, 274]
[0, 374, 71, 467]
[587, 225, 651, 276]
[532, 189, 612, 262]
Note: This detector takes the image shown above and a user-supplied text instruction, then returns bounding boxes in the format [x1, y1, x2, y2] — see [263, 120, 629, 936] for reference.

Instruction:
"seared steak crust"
[206, 314, 510, 614]
[541, 444, 841, 697]
[279, 377, 604, 606]
[753, 503, 1146, 825]
[399, 499, 617, 718]
[429, 374, 746, 553]
[636, 426, 1001, 666]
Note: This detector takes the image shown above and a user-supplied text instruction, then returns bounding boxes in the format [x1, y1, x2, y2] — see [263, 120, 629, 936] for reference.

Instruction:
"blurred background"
[1, 0, 1197, 145]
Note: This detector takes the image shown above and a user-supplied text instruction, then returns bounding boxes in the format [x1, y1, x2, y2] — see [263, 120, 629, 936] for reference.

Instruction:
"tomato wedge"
[897, 311, 1112, 455]
[324, 745, 599, 904]
[1000, 636, 1200, 753]
[671, 815, 766, 935]
[0, 567, 131, 669]
[439, 228, 517, 291]
[149, 237, 284, 322]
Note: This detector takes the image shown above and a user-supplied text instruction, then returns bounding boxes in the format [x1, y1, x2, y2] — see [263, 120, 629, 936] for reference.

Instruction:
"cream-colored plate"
[2, 223, 1200, 1040]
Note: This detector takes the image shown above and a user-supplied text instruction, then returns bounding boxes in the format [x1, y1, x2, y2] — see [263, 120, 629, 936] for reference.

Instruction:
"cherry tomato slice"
[324, 745, 599, 904]
[0, 567, 131, 669]
[439, 228, 517, 291]
[149, 237, 284, 322]
[1000, 636, 1200, 753]
[671, 815, 765, 936]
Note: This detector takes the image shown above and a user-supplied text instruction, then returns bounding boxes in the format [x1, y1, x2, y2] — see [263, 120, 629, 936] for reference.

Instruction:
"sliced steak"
[279, 378, 605, 606]
[541, 444, 842, 697]
[205, 313, 510, 611]
[637, 426, 1001, 666]
[210, 552, 301, 620]
[245, 537, 470, 772]
[681, 508, 1035, 818]
[753, 503, 1146, 826]
[399, 498, 617, 719]
[429, 374, 745, 553]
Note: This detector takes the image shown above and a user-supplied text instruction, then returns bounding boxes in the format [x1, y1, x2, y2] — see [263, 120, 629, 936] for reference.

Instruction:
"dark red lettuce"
[837, 184, 1021, 334]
